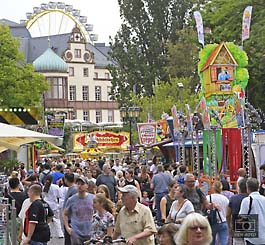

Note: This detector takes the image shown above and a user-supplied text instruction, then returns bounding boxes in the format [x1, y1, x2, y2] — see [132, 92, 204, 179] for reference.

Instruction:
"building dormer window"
[74, 49, 81, 58]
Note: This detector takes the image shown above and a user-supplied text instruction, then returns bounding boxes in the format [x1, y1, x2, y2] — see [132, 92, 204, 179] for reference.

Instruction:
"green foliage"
[132, 77, 198, 122]
[166, 27, 200, 88]
[0, 159, 19, 174]
[0, 24, 48, 107]
[109, 0, 199, 103]
[235, 68, 249, 89]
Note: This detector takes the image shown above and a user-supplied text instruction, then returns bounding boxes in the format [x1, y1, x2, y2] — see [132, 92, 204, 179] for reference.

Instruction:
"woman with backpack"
[206, 181, 229, 245]
[42, 175, 64, 238]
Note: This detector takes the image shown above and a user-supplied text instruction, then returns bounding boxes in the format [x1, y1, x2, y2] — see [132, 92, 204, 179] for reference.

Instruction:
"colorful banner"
[242, 6, 253, 42]
[194, 11, 204, 47]
[73, 131, 130, 152]
[199, 97, 211, 130]
[171, 105, 180, 136]
[46, 114, 65, 136]
[137, 123, 157, 146]
[185, 104, 193, 132]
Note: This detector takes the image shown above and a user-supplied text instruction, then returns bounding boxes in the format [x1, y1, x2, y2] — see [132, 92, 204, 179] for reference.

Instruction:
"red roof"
[200, 43, 222, 72]
[200, 42, 238, 72]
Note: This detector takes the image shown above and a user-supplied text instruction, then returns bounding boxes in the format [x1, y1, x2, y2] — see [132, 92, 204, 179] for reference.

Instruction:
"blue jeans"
[30, 241, 47, 245]
[155, 192, 167, 224]
[211, 222, 228, 245]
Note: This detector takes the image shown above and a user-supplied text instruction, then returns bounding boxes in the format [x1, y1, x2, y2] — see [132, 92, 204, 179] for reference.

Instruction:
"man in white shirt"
[239, 178, 265, 245]
[112, 158, 123, 172]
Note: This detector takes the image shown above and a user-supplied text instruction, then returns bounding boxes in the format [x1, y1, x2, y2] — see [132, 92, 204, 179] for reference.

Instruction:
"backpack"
[177, 174, 185, 184]
[41, 170, 51, 185]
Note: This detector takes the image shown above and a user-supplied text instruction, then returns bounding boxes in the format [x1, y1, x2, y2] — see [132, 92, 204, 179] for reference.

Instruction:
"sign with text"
[73, 131, 130, 152]
[46, 114, 65, 137]
[137, 123, 157, 146]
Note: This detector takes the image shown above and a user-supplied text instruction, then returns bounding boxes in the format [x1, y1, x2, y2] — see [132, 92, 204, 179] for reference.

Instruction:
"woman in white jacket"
[42, 174, 64, 238]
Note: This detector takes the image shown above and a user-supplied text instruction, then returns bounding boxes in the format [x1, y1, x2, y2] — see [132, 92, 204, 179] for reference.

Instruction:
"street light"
[120, 106, 140, 160]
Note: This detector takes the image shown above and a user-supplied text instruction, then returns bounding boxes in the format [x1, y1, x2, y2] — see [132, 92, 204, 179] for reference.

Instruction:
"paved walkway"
[48, 237, 64, 245]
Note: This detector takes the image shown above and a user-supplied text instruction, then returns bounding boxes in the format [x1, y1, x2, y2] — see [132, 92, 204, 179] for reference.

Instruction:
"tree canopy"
[134, 77, 198, 123]
[0, 24, 48, 107]
[109, 0, 198, 104]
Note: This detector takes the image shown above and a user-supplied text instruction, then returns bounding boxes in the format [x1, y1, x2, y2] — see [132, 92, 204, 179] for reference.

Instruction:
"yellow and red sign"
[73, 131, 130, 152]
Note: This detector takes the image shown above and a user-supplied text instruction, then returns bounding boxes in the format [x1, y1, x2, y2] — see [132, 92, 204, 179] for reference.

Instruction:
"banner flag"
[199, 97, 211, 130]
[137, 123, 157, 147]
[171, 105, 180, 136]
[242, 6, 253, 42]
[194, 11, 204, 47]
[185, 104, 193, 132]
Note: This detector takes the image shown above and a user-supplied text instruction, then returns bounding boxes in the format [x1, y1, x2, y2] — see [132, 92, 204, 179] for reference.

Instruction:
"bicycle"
[84, 236, 126, 244]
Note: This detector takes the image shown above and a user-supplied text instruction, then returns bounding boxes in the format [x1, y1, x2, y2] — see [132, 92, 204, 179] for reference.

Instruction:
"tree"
[202, 0, 265, 115]
[0, 24, 48, 107]
[133, 77, 199, 122]
[166, 27, 200, 88]
[109, 0, 198, 103]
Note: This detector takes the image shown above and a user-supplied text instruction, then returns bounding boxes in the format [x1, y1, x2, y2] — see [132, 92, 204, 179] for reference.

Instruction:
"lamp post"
[120, 106, 140, 160]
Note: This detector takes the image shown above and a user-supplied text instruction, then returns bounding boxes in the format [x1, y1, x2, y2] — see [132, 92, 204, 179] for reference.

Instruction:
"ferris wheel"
[20, 1, 98, 43]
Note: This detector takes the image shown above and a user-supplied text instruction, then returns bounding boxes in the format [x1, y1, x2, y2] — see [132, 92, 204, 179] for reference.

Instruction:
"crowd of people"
[3, 157, 265, 245]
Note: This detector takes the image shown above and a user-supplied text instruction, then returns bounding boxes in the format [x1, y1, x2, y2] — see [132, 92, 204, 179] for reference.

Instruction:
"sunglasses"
[189, 226, 207, 231]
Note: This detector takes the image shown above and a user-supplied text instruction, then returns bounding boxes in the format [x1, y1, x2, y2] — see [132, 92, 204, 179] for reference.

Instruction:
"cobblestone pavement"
[48, 237, 64, 245]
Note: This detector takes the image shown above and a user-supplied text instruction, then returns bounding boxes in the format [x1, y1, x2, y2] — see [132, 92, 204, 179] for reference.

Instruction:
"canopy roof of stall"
[0, 123, 60, 152]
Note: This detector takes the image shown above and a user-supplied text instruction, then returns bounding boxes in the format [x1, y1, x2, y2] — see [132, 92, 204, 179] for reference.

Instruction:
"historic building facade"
[2, 19, 120, 124]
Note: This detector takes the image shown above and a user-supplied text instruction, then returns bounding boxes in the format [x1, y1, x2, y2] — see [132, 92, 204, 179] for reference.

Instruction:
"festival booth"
[73, 131, 130, 159]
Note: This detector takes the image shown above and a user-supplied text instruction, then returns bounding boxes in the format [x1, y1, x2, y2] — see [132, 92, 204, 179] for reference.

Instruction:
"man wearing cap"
[113, 185, 156, 245]
[62, 176, 94, 244]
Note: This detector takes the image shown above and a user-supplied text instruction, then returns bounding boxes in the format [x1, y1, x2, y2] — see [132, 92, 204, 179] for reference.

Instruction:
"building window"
[96, 110, 102, 123]
[94, 72, 98, 79]
[105, 72, 110, 79]
[82, 86, 89, 101]
[95, 86, 101, 101]
[74, 49, 81, 58]
[107, 86, 112, 101]
[46, 77, 67, 99]
[69, 85, 76, 101]
[83, 110, 89, 121]
[69, 67, 74, 76]
[108, 110, 114, 122]
[83, 68, 89, 77]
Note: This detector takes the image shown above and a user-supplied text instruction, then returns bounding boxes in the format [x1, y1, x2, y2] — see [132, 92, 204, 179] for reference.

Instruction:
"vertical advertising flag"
[185, 104, 193, 132]
[137, 123, 157, 146]
[171, 105, 180, 136]
[194, 11, 204, 47]
[242, 6, 253, 43]
[199, 97, 211, 130]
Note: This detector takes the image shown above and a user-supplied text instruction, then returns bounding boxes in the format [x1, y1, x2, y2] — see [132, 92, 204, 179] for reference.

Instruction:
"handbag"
[205, 194, 222, 225]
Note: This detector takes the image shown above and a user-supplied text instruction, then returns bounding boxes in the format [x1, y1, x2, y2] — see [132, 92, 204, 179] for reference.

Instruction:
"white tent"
[0, 123, 61, 153]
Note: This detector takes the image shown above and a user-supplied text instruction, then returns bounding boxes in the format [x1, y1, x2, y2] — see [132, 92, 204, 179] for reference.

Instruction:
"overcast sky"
[0, 0, 122, 44]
